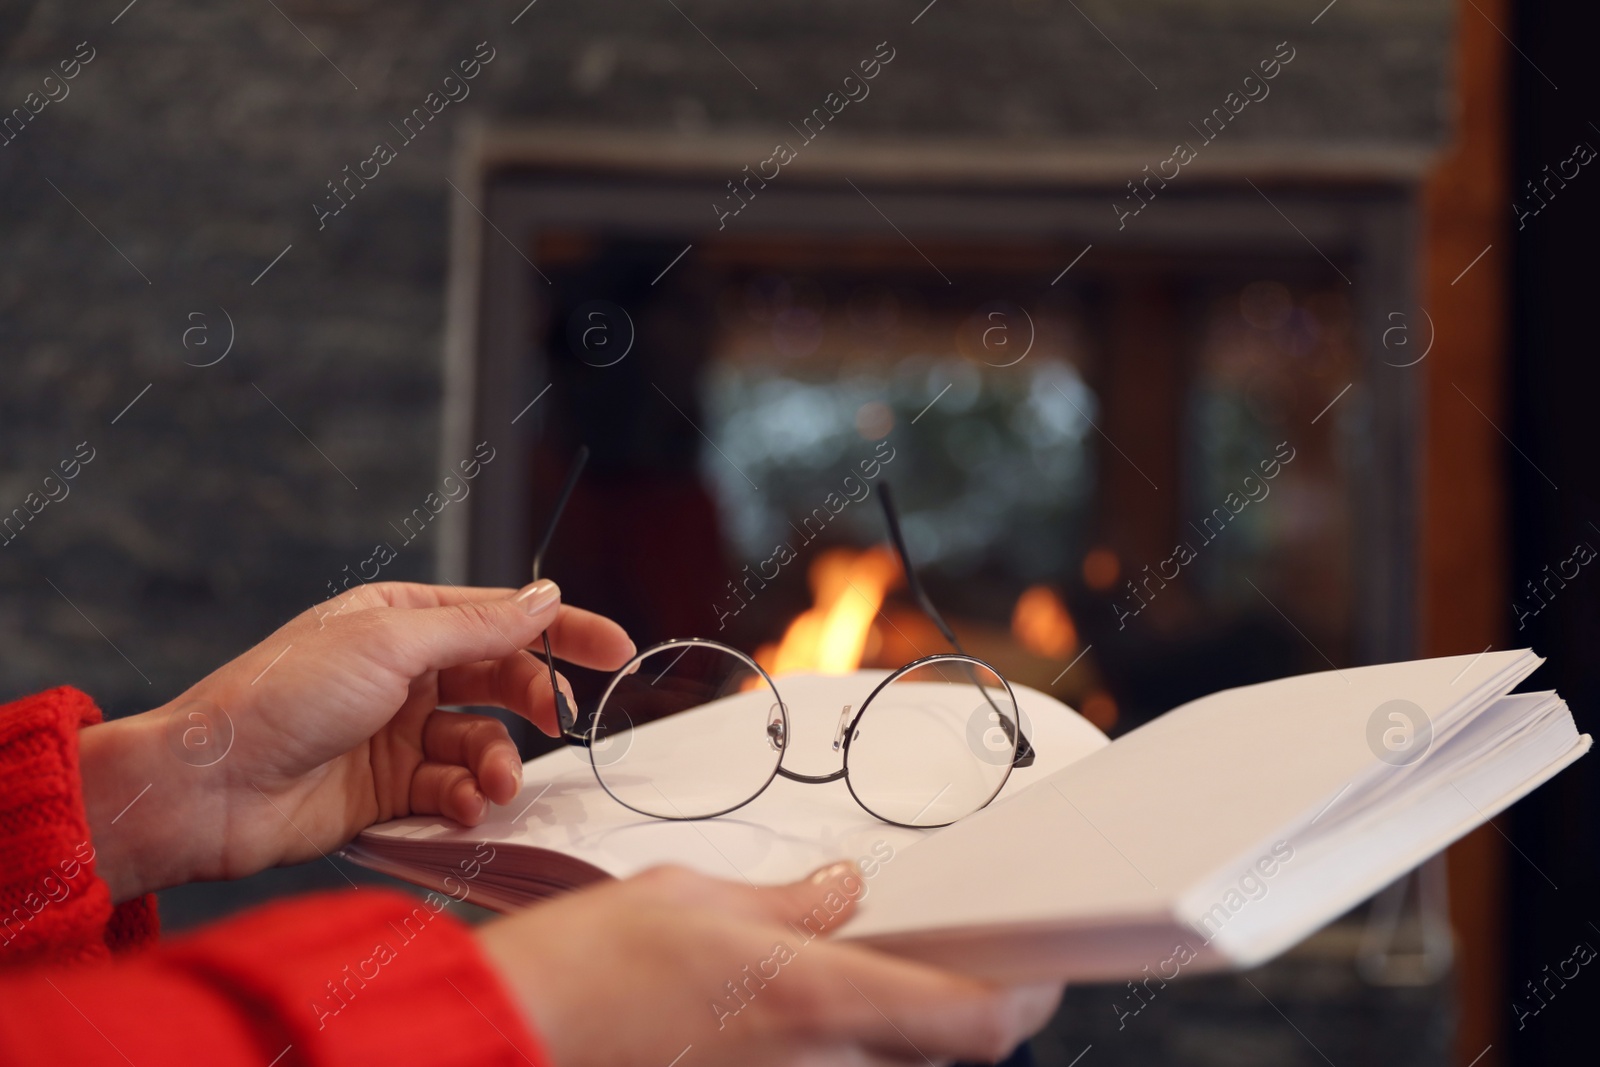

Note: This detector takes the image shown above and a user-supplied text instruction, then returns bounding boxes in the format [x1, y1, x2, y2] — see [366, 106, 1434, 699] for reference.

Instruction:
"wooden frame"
[1422, 2, 1514, 1064]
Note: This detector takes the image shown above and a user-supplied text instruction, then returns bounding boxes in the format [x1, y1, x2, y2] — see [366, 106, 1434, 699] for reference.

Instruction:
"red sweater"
[0, 687, 551, 1067]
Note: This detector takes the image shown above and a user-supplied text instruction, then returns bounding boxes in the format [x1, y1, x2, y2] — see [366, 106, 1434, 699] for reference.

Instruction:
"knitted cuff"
[0, 686, 159, 966]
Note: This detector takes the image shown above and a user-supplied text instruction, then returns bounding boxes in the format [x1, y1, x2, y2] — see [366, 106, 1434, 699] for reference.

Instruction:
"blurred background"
[1, 1, 1594, 1063]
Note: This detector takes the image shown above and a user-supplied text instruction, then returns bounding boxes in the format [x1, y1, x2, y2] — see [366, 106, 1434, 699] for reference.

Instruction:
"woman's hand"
[79, 581, 633, 902]
[475, 862, 1063, 1067]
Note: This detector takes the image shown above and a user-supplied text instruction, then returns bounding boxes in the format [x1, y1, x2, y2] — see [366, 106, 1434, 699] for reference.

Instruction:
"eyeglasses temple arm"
[533, 446, 591, 739]
[875, 482, 1035, 767]
[532, 445, 590, 585]
[875, 483, 964, 653]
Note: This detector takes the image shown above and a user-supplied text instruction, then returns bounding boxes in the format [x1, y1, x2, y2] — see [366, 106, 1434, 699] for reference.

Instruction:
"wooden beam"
[1420, 2, 1511, 1064]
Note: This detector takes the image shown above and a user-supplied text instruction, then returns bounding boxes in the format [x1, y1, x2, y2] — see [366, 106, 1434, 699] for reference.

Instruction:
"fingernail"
[513, 760, 524, 790]
[513, 579, 560, 615]
[808, 860, 858, 886]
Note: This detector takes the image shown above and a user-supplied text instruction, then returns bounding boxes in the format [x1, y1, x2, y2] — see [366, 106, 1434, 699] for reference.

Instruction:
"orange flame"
[755, 546, 901, 675]
[1011, 585, 1078, 659]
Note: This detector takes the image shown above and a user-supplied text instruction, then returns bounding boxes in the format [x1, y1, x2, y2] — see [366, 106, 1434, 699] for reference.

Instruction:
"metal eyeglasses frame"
[530, 447, 1037, 827]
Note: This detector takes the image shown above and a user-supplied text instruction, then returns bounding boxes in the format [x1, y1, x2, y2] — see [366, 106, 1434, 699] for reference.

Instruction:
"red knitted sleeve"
[0, 686, 551, 1065]
[0, 687, 158, 965]
[0, 889, 552, 1066]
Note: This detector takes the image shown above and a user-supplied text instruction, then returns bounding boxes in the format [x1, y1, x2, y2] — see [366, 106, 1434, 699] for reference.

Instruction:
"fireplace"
[324, 0, 1466, 1052]
[438, 128, 1419, 755]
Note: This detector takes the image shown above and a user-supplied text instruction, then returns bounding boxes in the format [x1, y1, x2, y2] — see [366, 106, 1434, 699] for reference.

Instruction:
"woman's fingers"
[795, 944, 1046, 1064]
[685, 858, 1046, 1064]
[543, 605, 636, 670]
[618, 864, 1053, 1063]
[430, 600, 633, 735]
[473, 862, 1057, 1067]
[371, 581, 565, 676]
[422, 711, 523, 804]
[352, 581, 519, 611]
[786, 1051, 938, 1067]
[1001, 983, 1066, 1044]
[437, 654, 577, 737]
[408, 760, 491, 825]
[299, 582, 516, 629]
[629, 861, 866, 929]
[327, 581, 633, 676]
[351, 582, 631, 680]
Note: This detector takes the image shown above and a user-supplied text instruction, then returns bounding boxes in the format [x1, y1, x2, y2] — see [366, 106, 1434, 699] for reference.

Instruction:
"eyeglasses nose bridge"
[766, 702, 786, 752]
[831, 705, 853, 752]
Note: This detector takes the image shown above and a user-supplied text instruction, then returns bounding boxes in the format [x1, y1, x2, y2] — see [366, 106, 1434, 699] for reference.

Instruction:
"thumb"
[377, 579, 563, 675]
[736, 860, 867, 935]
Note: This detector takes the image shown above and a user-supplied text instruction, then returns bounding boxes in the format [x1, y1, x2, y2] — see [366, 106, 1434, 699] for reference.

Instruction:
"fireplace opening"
[482, 217, 1369, 755]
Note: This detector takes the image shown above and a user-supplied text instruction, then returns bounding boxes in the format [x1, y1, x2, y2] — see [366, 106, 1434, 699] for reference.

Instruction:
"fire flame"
[755, 546, 901, 675]
[1011, 585, 1078, 659]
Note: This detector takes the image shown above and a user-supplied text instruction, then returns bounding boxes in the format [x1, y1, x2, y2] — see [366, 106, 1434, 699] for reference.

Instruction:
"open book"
[345, 650, 1587, 983]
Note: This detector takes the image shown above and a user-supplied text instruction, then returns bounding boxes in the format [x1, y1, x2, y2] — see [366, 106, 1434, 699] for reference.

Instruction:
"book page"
[842, 651, 1542, 942]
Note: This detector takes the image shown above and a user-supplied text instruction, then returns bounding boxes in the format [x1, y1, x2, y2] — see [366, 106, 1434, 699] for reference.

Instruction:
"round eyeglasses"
[573, 638, 1024, 828]
[528, 446, 1041, 829]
